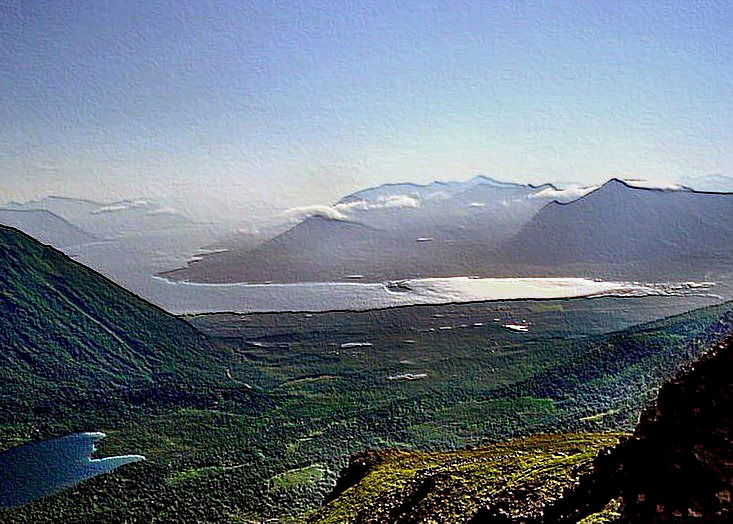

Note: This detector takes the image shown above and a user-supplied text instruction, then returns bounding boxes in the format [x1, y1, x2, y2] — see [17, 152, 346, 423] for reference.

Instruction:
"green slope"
[311, 433, 624, 523]
[1, 222, 732, 521]
[313, 314, 733, 523]
[0, 225, 259, 423]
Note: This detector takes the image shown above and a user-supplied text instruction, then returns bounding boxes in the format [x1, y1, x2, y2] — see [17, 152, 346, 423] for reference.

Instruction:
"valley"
[2, 225, 732, 521]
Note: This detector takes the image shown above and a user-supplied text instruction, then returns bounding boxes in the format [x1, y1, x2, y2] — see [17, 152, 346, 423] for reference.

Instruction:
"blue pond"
[0, 432, 144, 508]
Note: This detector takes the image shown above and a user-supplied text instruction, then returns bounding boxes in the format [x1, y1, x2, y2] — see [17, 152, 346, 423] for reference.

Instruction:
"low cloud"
[335, 194, 421, 212]
[146, 206, 177, 216]
[678, 174, 733, 192]
[281, 205, 349, 223]
[91, 199, 153, 214]
[622, 179, 685, 190]
[531, 185, 598, 202]
[282, 194, 421, 224]
[91, 204, 131, 214]
[533, 178, 686, 203]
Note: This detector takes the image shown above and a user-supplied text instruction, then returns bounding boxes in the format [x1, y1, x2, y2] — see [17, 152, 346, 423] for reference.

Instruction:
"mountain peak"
[592, 178, 640, 193]
[570, 178, 634, 202]
[589, 178, 693, 196]
[603, 177, 630, 187]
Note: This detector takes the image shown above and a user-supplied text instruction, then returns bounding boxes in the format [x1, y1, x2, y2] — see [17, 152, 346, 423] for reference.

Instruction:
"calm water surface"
[0, 432, 144, 508]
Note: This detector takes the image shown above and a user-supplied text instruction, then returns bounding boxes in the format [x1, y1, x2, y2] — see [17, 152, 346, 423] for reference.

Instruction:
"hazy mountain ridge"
[0, 209, 97, 249]
[2, 196, 196, 240]
[338, 175, 538, 205]
[0, 196, 231, 307]
[501, 178, 733, 265]
[162, 177, 559, 283]
[163, 177, 732, 284]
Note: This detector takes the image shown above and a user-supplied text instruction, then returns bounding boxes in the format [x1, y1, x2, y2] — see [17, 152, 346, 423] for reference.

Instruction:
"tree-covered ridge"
[0, 225, 265, 428]
[315, 326, 733, 523]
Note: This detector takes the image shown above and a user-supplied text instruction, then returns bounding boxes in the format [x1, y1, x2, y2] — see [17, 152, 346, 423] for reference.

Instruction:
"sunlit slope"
[311, 433, 623, 523]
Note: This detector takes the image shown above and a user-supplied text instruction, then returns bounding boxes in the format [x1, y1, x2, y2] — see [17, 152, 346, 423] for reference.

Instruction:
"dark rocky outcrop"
[323, 449, 397, 506]
[543, 317, 733, 523]
[540, 315, 733, 523]
[613, 328, 733, 521]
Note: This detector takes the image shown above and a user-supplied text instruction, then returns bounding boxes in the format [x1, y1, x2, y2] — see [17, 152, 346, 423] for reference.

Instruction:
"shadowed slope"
[502, 179, 733, 265]
[614, 331, 733, 521]
[0, 225, 260, 421]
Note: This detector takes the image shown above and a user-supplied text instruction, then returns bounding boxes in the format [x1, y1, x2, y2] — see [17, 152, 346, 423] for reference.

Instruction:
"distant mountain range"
[161, 177, 559, 283]
[1, 196, 195, 240]
[0, 209, 97, 248]
[163, 177, 733, 284]
[4, 177, 731, 288]
[0, 196, 244, 313]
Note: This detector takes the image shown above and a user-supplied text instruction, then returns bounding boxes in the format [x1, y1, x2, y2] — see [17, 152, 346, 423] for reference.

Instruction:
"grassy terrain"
[1, 225, 732, 521]
[3, 299, 730, 522]
[312, 433, 624, 523]
[578, 499, 622, 523]
[271, 465, 326, 492]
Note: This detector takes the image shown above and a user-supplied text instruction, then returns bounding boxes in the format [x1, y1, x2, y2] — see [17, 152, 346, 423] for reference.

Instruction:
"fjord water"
[150, 275, 717, 314]
[0, 433, 144, 507]
[66, 228, 728, 315]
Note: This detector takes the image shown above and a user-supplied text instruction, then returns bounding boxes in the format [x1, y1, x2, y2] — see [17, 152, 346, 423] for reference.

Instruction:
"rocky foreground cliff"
[612, 325, 732, 521]
[312, 315, 733, 523]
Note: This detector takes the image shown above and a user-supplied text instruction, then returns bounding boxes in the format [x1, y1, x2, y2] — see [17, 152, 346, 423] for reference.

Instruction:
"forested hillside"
[0, 225, 264, 425]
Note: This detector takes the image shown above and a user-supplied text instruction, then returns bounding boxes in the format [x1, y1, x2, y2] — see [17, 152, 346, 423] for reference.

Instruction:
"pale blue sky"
[1, 0, 731, 219]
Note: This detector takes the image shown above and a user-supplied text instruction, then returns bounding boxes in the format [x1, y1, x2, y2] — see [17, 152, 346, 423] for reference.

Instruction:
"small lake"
[0, 432, 144, 508]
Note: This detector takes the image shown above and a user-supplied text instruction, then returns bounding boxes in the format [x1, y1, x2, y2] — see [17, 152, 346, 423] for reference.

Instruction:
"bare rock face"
[615, 328, 733, 522]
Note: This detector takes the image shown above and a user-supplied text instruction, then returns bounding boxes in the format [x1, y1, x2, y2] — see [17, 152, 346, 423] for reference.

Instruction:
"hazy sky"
[1, 1, 731, 219]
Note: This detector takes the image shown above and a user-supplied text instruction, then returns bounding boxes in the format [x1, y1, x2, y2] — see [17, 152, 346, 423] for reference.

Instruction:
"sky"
[1, 0, 731, 221]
